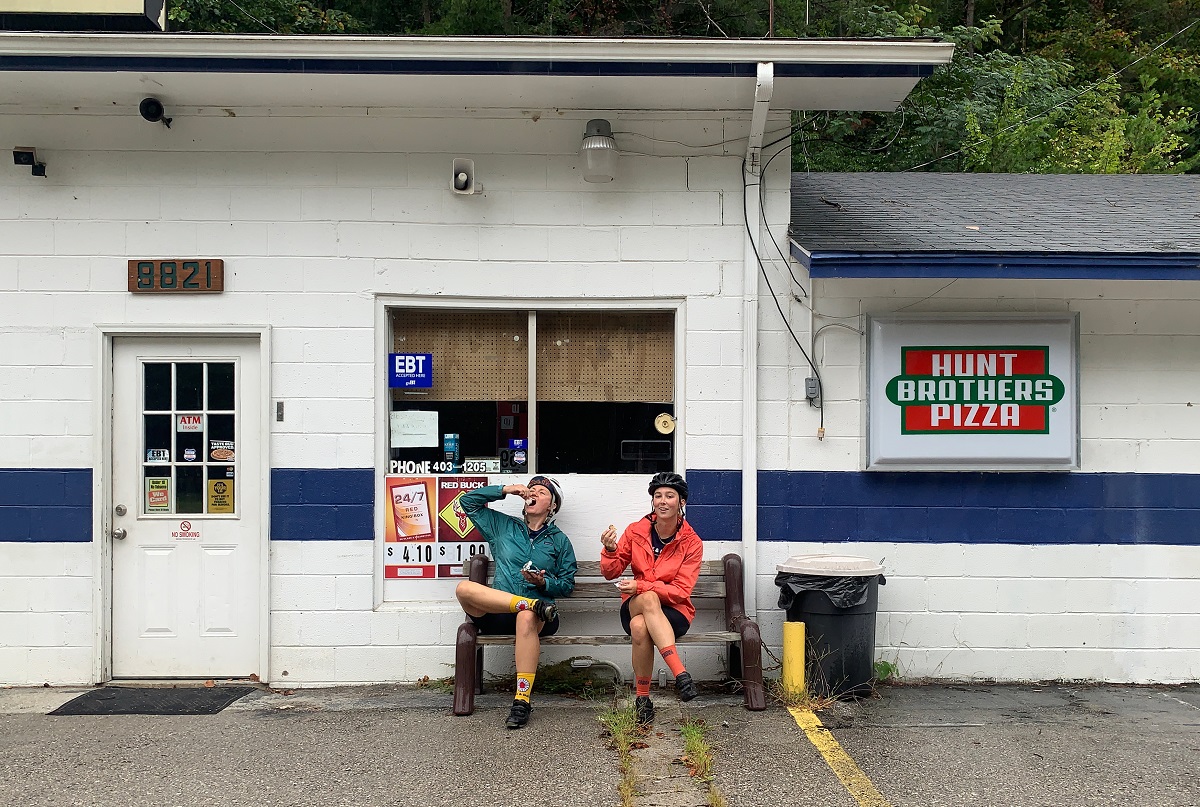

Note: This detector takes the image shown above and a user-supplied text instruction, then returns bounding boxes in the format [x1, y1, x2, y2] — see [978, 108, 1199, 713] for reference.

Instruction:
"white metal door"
[111, 337, 262, 678]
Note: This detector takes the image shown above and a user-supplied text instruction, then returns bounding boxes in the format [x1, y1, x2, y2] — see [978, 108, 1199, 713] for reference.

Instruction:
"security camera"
[12, 147, 46, 177]
[139, 97, 172, 129]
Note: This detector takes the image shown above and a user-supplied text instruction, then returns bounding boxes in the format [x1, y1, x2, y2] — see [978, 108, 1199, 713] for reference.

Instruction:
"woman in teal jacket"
[456, 476, 577, 729]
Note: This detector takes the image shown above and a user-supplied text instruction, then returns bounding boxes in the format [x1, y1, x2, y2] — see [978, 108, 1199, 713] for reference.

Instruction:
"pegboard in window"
[536, 311, 673, 403]
[391, 309, 528, 402]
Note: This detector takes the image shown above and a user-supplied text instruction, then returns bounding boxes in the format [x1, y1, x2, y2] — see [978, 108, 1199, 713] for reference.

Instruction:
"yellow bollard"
[783, 620, 806, 695]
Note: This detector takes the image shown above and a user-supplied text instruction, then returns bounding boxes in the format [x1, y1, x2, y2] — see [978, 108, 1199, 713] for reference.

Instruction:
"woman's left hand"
[615, 578, 638, 596]
[522, 567, 546, 588]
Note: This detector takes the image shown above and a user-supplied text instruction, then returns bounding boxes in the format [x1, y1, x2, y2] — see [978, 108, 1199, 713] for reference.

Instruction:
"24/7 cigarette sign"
[885, 347, 1066, 434]
[868, 316, 1078, 471]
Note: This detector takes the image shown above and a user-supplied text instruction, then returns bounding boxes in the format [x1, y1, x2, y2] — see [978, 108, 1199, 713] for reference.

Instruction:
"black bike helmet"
[647, 472, 688, 501]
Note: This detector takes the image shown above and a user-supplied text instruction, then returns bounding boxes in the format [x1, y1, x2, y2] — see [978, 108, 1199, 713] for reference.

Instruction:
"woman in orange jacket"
[600, 472, 702, 726]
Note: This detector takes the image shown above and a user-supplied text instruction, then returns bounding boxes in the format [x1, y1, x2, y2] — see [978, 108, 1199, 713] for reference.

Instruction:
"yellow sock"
[509, 595, 537, 613]
[515, 672, 535, 703]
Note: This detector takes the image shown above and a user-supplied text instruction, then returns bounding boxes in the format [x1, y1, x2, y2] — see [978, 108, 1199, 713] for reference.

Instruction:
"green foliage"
[794, 5, 1198, 174]
[873, 658, 898, 683]
[170, 0, 364, 34]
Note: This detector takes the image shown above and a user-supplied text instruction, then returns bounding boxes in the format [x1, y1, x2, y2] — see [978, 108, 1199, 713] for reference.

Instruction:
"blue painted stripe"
[11, 467, 1195, 546]
[802, 250, 1200, 280]
[686, 469, 1200, 546]
[270, 468, 374, 541]
[0, 469, 92, 542]
[0, 55, 934, 80]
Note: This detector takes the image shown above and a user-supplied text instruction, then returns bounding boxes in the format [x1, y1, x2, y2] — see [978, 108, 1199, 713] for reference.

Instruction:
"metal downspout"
[741, 61, 773, 618]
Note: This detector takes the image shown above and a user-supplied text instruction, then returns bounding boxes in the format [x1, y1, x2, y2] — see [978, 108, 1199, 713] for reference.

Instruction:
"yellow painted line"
[789, 706, 894, 807]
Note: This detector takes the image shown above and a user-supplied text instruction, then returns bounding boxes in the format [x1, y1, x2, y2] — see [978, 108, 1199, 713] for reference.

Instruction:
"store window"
[388, 308, 674, 475]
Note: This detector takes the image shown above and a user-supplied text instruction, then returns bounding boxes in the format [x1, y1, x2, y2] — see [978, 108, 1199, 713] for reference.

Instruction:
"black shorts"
[470, 611, 561, 637]
[620, 599, 690, 639]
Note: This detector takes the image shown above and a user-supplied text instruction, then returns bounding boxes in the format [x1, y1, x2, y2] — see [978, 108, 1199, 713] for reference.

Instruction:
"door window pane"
[144, 363, 171, 411]
[144, 415, 172, 456]
[176, 466, 204, 514]
[175, 363, 203, 410]
[208, 363, 235, 410]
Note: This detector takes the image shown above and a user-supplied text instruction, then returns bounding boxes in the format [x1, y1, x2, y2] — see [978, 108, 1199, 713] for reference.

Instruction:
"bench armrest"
[721, 553, 749, 627]
[466, 554, 490, 585]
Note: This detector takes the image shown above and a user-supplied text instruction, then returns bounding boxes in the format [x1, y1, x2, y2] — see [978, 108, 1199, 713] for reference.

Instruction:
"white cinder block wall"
[752, 277, 1200, 683]
[0, 108, 792, 685]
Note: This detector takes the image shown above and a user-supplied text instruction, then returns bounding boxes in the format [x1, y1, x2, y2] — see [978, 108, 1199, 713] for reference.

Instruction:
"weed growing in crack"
[679, 716, 726, 807]
[598, 701, 639, 807]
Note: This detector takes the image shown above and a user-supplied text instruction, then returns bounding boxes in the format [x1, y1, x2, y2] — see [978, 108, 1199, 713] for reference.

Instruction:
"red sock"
[660, 645, 686, 676]
[635, 676, 651, 697]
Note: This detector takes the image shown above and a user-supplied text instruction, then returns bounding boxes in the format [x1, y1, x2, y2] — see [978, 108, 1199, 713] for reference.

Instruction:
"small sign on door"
[146, 478, 170, 512]
[177, 414, 203, 432]
[208, 480, 234, 514]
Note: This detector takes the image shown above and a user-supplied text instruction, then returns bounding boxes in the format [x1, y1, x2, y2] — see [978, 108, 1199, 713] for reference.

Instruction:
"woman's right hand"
[601, 524, 618, 552]
[502, 484, 531, 499]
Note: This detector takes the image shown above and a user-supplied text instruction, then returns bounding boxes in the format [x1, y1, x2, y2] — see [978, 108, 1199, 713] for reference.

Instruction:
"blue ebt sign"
[388, 353, 433, 388]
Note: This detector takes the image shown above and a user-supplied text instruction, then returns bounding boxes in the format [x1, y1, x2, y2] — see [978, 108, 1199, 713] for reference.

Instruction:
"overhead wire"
[225, 0, 279, 33]
[741, 157, 825, 431]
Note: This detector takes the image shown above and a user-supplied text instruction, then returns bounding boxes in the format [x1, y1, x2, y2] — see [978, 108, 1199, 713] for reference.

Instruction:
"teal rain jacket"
[459, 485, 577, 603]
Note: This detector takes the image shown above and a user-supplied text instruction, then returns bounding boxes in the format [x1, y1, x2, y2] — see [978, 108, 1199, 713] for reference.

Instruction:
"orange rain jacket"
[599, 514, 703, 623]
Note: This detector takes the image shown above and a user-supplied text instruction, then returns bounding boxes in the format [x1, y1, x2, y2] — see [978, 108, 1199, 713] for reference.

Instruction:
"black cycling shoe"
[634, 696, 655, 726]
[531, 598, 557, 624]
[674, 672, 699, 702]
[506, 700, 532, 729]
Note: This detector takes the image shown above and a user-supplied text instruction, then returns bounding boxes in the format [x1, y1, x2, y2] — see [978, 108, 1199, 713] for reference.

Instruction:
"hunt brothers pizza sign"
[868, 316, 1078, 470]
[885, 347, 1065, 434]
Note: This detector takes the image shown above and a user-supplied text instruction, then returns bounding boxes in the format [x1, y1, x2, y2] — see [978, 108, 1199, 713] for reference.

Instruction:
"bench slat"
[567, 580, 725, 600]
[477, 631, 739, 646]
[574, 559, 725, 577]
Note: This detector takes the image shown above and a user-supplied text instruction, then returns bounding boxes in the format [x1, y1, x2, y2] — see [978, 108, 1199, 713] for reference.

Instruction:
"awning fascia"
[0, 32, 955, 72]
[790, 244, 1200, 281]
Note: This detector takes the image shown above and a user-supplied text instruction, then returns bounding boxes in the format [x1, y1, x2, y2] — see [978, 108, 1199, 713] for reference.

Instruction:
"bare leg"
[626, 591, 677, 651]
[514, 610, 544, 672]
[456, 580, 530, 618]
[629, 614, 655, 681]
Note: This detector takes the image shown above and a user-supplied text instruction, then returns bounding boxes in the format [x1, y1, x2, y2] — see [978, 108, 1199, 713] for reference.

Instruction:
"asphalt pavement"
[1, 682, 1196, 807]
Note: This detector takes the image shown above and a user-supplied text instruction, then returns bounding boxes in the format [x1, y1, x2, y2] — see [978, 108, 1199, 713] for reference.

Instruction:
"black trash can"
[774, 555, 885, 698]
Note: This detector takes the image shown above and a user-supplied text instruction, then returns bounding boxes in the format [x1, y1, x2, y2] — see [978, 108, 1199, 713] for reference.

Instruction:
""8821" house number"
[128, 260, 224, 293]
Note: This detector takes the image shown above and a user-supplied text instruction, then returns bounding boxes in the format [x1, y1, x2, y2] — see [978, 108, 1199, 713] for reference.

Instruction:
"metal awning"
[0, 33, 954, 113]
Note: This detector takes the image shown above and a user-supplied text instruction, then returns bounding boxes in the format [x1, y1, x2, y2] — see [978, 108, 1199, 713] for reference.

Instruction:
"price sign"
[128, 260, 224, 293]
[384, 541, 487, 565]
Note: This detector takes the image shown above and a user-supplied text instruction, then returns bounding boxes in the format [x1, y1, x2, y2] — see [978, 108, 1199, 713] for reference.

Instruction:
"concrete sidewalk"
[1, 683, 1197, 806]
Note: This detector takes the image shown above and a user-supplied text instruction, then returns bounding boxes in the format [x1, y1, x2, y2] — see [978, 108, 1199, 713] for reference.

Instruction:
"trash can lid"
[776, 554, 884, 576]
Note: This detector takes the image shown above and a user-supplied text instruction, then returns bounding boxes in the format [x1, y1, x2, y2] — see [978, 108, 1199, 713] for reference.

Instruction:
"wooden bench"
[453, 553, 766, 715]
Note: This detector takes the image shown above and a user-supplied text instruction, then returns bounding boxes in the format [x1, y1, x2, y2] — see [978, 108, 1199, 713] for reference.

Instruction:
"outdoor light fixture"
[580, 119, 617, 183]
[12, 146, 46, 177]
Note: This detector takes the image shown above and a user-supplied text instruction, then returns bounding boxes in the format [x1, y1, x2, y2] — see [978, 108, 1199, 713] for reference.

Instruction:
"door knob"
[112, 528, 127, 540]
